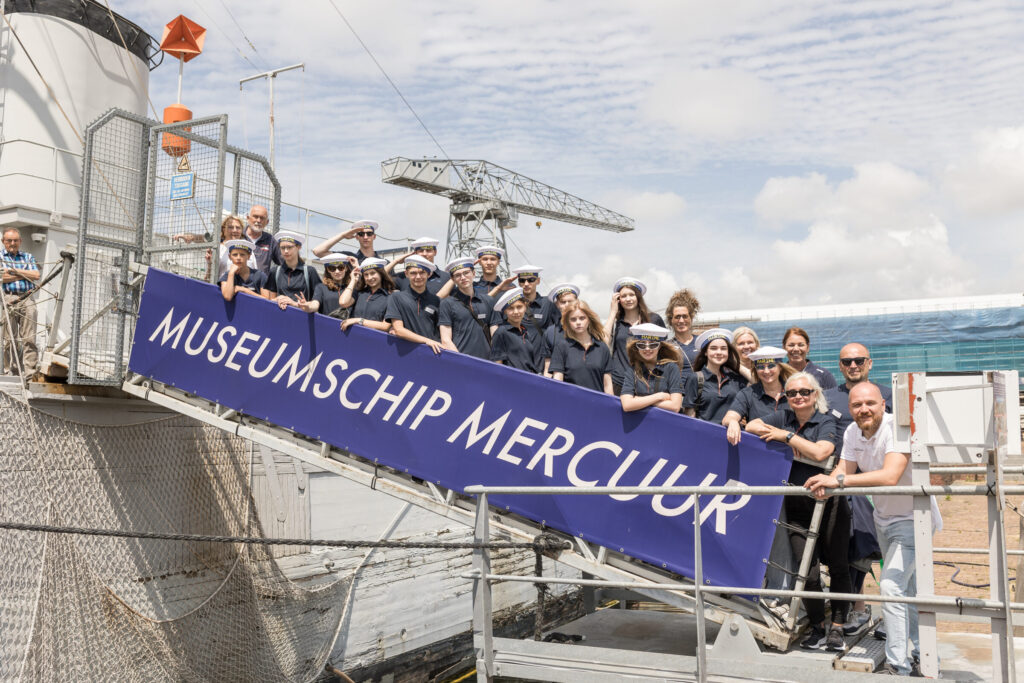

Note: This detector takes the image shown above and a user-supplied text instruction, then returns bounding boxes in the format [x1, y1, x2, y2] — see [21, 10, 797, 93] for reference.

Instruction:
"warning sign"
[170, 173, 195, 200]
[177, 155, 191, 173]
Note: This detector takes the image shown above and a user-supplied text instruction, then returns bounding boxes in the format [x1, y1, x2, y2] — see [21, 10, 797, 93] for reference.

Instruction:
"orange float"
[158, 15, 206, 157]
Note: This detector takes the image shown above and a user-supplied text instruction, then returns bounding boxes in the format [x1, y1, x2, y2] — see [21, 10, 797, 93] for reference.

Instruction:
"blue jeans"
[877, 519, 918, 675]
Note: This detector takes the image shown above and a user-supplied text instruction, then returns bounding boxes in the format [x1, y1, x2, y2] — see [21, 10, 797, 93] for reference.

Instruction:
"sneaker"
[800, 624, 828, 650]
[843, 608, 871, 636]
[825, 627, 846, 652]
[877, 663, 900, 675]
[910, 655, 924, 678]
[873, 623, 887, 640]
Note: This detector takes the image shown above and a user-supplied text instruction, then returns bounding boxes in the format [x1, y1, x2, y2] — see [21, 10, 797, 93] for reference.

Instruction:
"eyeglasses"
[784, 388, 815, 398]
[517, 276, 538, 284]
[325, 264, 346, 272]
[755, 362, 778, 370]
[635, 341, 661, 350]
[355, 231, 374, 237]
[839, 357, 869, 367]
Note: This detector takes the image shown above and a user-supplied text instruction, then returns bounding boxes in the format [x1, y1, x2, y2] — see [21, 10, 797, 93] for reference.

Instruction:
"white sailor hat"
[629, 322, 670, 341]
[613, 277, 647, 296]
[316, 253, 351, 265]
[512, 264, 543, 278]
[548, 282, 580, 302]
[410, 237, 439, 250]
[403, 254, 436, 273]
[360, 257, 388, 271]
[695, 327, 733, 350]
[445, 257, 475, 274]
[475, 245, 505, 259]
[224, 239, 253, 253]
[747, 345, 787, 365]
[495, 287, 526, 312]
[275, 230, 304, 246]
[351, 219, 378, 233]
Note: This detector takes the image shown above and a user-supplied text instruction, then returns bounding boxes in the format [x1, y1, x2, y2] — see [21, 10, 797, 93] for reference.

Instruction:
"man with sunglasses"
[244, 205, 282, 275]
[311, 219, 381, 264]
[825, 344, 893, 450]
[390, 237, 452, 296]
[488, 265, 558, 336]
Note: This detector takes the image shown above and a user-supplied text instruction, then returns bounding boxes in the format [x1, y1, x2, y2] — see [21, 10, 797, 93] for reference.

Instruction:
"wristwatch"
[836, 474, 846, 488]
[784, 431, 795, 443]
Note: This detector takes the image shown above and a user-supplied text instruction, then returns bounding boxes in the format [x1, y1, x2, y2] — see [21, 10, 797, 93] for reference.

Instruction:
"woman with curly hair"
[665, 288, 700, 382]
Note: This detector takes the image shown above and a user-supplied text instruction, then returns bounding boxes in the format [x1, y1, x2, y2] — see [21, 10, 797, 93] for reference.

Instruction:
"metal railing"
[464, 482, 1024, 682]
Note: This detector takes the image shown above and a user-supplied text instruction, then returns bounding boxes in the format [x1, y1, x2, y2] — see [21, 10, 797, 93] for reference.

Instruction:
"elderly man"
[244, 205, 280, 275]
[1, 228, 40, 376]
[806, 382, 941, 676]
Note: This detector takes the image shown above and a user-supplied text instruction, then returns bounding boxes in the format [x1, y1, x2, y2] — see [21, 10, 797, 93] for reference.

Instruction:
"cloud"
[946, 126, 1024, 216]
[643, 68, 782, 140]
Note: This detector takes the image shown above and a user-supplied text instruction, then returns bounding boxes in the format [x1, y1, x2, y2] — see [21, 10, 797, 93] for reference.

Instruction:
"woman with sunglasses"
[745, 372, 850, 653]
[549, 300, 614, 394]
[683, 329, 748, 422]
[340, 257, 396, 331]
[733, 326, 760, 382]
[620, 323, 683, 412]
[307, 253, 353, 319]
[665, 289, 700, 383]
[604, 277, 665, 395]
[490, 287, 543, 373]
[722, 346, 794, 445]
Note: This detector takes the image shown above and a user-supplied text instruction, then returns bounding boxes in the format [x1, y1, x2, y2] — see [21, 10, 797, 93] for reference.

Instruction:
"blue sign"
[129, 269, 793, 589]
[169, 173, 195, 200]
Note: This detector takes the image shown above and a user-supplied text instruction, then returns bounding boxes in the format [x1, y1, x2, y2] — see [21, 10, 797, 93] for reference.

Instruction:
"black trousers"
[785, 494, 852, 626]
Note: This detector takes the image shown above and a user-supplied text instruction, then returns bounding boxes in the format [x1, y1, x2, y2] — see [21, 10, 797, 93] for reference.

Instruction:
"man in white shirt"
[805, 382, 940, 676]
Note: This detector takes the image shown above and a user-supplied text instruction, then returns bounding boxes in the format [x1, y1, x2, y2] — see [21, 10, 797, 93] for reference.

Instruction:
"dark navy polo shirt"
[825, 381, 893, 456]
[542, 323, 563, 359]
[218, 269, 268, 295]
[549, 336, 612, 392]
[684, 367, 748, 423]
[385, 288, 441, 341]
[728, 383, 790, 421]
[312, 282, 345, 317]
[621, 359, 683, 399]
[667, 336, 698, 383]
[761, 409, 839, 485]
[264, 261, 321, 301]
[803, 359, 838, 390]
[340, 249, 381, 264]
[473, 276, 503, 296]
[439, 289, 494, 360]
[609, 313, 666, 386]
[395, 268, 451, 296]
[352, 288, 391, 321]
[489, 294, 558, 332]
[246, 230, 280, 275]
[490, 323, 542, 373]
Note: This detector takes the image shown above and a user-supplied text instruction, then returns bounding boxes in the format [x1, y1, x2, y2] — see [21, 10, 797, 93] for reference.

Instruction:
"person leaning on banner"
[311, 219, 381, 263]
[384, 255, 443, 354]
[262, 230, 322, 311]
[439, 257, 494, 359]
[549, 300, 614, 395]
[722, 345, 793, 445]
[219, 240, 267, 301]
[805, 382, 941, 676]
[745, 371, 852, 654]
[308, 253, 353, 319]
[619, 323, 683, 413]
[489, 287, 544, 373]
[340, 257, 395, 332]
[541, 283, 580, 377]
[0, 228, 40, 377]
[683, 328, 748, 423]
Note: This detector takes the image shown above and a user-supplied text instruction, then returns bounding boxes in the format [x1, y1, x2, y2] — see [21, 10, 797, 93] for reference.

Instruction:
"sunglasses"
[755, 362, 778, 370]
[517, 276, 538, 284]
[415, 246, 436, 252]
[355, 231, 374, 237]
[839, 357, 869, 367]
[635, 341, 661, 350]
[671, 314, 691, 321]
[784, 388, 815, 398]
[325, 264, 347, 272]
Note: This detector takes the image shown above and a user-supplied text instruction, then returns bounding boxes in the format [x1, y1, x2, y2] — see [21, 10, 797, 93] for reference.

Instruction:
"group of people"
[211, 208, 932, 676]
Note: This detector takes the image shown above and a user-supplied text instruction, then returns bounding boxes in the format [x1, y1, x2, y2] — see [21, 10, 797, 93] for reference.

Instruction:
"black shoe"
[825, 627, 846, 652]
[877, 663, 900, 675]
[873, 624, 887, 640]
[800, 625, 828, 650]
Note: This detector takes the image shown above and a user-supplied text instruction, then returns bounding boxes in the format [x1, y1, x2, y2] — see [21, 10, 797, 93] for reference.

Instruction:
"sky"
[118, 0, 1024, 315]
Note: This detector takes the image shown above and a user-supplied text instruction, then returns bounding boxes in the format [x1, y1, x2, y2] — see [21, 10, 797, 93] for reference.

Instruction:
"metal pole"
[988, 371, 1017, 681]
[785, 491, 828, 630]
[472, 493, 494, 682]
[238, 63, 304, 172]
[43, 251, 74, 353]
[693, 493, 707, 683]
[909, 372, 940, 677]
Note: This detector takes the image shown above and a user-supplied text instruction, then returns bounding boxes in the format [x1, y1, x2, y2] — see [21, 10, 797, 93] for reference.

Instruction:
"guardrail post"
[988, 371, 1016, 681]
[909, 371, 940, 677]
[693, 493, 707, 683]
[472, 493, 494, 682]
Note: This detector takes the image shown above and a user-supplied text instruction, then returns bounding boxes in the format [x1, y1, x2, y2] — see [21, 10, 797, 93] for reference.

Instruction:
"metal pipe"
[692, 494, 706, 683]
[935, 547, 1024, 556]
[463, 484, 1024, 496]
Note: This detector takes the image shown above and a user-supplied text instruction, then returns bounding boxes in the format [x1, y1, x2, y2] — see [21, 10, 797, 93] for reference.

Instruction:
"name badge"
[424, 306, 436, 314]
[533, 313, 543, 319]
[476, 314, 487, 319]
[831, 409, 842, 419]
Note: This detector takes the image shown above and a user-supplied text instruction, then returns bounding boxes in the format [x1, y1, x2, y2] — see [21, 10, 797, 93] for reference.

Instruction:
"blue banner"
[129, 269, 792, 589]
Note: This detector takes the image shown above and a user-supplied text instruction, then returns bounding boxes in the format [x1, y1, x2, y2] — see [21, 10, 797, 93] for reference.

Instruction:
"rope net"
[0, 390, 351, 682]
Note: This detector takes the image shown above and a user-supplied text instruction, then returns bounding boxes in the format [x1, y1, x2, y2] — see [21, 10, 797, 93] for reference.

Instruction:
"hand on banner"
[425, 339, 442, 355]
[295, 293, 316, 313]
[726, 421, 742, 445]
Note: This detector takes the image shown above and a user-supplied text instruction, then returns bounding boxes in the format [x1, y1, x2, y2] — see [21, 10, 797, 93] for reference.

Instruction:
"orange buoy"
[159, 15, 206, 158]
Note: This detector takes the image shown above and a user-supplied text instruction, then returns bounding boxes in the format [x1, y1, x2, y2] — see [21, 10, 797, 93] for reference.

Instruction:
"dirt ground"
[858, 473, 1024, 635]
